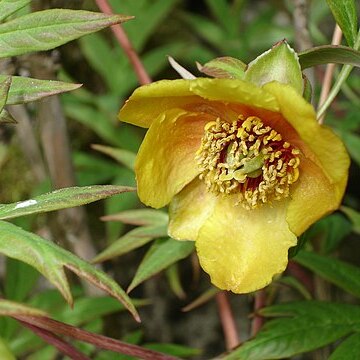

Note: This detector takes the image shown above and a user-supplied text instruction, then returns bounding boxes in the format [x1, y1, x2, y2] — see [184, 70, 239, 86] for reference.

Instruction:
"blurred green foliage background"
[0, 0, 360, 359]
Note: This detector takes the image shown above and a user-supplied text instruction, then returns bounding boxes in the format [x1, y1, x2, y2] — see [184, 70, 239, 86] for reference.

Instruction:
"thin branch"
[95, 0, 151, 85]
[14, 315, 178, 360]
[216, 291, 240, 350]
[251, 289, 266, 336]
[317, 25, 343, 124]
[317, 28, 360, 121]
[18, 320, 90, 360]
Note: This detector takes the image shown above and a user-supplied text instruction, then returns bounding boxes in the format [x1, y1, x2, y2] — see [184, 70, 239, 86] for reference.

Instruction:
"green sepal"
[302, 74, 313, 103]
[244, 40, 303, 94]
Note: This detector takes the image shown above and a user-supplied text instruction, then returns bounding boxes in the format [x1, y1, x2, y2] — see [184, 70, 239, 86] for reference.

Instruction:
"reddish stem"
[288, 260, 314, 294]
[14, 315, 178, 360]
[19, 320, 90, 360]
[95, 0, 152, 85]
[216, 291, 240, 350]
[251, 289, 266, 336]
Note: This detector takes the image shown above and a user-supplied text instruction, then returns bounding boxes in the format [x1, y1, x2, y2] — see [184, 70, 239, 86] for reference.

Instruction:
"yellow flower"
[118, 78, 349, 293]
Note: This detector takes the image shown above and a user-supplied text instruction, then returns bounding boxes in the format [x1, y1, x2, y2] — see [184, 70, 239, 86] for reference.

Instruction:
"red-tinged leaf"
[0, 185, 135, 220]
[14, 315, 179, 360]
[92, 144, 136, 171]
[1, 75, 82, 105]
[0, 299, 48, 317]
[0, 9, 133, 58]
[299, 45, 360, 69]
[0, 221, 139, 322]
[197, 57, 246, 79]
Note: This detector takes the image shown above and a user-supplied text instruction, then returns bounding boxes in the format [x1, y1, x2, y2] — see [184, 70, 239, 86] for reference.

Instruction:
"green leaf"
[341, 206, 360, 234]
[64, 102, 125, 147]
[0, 76, 11, 112]
[93, 225, 168, 263]
[182, 12, 224, 51]
[104, 172, 138, 242]
[0, 221, 139, 321]
[73, 152, 120, 186]
[57, 297, 149, 326]
[340, 132, 360, 168]
[128, 238, 195, 293]
[300, 213, 352, 254]
[329, 333, 360, 359]
[276, 276, 312, 300]
[101, 209, 168, 227]
[0, 9, 132, 58]
[0, 75, 82, 105]
[244, 40, 303, 94]
[197, 57, 246, 79]
[110, 0, 178, 51]
[0, 0, 30, 22]
[295, 250, 360, 297]
[5, 259, 39, 302]
[326, 0, 358, 47]
[0, 337, 15, 360]
[224, 301, 360, 360]
[299, 45, 360, 69]
[0, 299, 48, 318]
[166, 264, 186, 299]
[319, 213, 352, 254]
[205, 0, 240, 37]
[0, 185, 135, 220]
[182, 288, 219, 312]
[302, 74, 312, 102]
[92, 144, 136, 171]
[79, 32, 125, 94]
[144, 343, 201, 358]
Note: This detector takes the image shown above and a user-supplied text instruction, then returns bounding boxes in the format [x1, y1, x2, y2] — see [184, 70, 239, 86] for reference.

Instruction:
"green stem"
[317, 29, 360, 120]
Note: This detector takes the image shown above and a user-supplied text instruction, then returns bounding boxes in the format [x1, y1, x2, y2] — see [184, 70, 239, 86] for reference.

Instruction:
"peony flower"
[118, 76, 349, 294]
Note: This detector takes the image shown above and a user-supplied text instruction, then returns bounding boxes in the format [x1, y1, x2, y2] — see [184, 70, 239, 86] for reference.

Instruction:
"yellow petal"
[119, 78, 279, 128]
[189, 78, 279, 111]
[119, 80, 200, 128]
[135, 109, 213, 208]
[263, 81, 350, 203]
[168, 178, 217, 241]
[196, 197, 297, 293]
[286, 157, 339, 236]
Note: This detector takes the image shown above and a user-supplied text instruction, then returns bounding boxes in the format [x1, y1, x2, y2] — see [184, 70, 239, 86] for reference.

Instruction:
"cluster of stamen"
[196, 116, 300, 209]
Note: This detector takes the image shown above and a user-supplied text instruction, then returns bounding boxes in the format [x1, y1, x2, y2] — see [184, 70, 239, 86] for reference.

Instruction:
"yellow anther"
[204, 120, 217, 131]
[197, 116, 301, 209]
